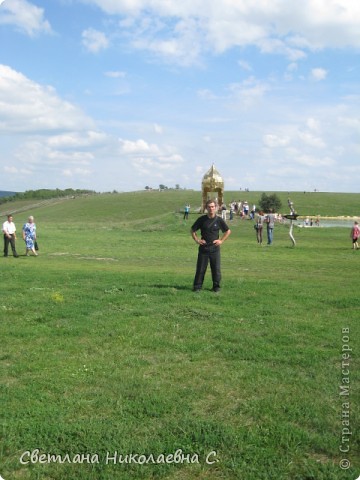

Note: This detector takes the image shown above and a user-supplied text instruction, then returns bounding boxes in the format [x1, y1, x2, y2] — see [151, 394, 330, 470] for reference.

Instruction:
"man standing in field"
[2, 214, 19, 257]
[190, 199, 231, 292]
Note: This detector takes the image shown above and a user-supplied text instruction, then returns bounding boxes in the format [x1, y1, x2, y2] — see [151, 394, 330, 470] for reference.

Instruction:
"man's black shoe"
[211, 287, 220, 293]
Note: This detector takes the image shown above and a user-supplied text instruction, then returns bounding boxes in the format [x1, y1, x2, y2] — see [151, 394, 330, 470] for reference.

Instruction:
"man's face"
[8, 216, 13, 222]
[207, 203, 216, 217]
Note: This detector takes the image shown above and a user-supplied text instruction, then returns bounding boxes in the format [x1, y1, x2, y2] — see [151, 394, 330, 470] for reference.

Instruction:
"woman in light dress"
[22, 216, 38, 256]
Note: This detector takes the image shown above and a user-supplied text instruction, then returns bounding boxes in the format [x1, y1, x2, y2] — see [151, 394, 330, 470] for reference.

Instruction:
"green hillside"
[1, 190, 359, 480]
[1, 190, 359, 225]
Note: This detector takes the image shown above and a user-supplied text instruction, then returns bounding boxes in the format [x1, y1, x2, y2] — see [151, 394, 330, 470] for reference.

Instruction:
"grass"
[0, 191, 359, 480]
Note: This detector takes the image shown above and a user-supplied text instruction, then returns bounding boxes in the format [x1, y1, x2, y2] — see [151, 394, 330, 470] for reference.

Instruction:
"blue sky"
[0, 0, 359, 193]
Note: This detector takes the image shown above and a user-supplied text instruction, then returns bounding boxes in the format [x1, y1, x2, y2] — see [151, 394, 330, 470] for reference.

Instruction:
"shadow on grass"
[152, 284, 190, 291]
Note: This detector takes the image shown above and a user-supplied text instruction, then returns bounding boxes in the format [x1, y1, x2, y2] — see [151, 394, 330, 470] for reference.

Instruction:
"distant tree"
[258, 193, 282, 213]
[159, 184, 168, 191]
[175, 184, 180, 190]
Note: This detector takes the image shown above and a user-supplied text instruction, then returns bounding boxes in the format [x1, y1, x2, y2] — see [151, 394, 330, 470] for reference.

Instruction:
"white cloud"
[82, 28, 110, 53]
[295, 154, 335, 167]
[132, 153, 184, 176]
[4, 165, 32, 175]
[238, 60, 252, 71]
[62, 167, 93, 177]
[0, 63, 188, 191]
[287, 62, 298, 72]
[197, 89, 218, 100]
[14, 141, 94, 166]
[0, 0, 52, 36]
[298, 131, 326, 148]
[154, 124, 163, 134]
[227, 77, 269, 107]
[306, 118, 321, 132]
[338, 116, 360, 131]
[0, 65, 94, 133]
[119, 138, 161, 155]
[130, 16, 203, 66]
[311, 68, 328, 81]
[104, 71, 126, 78]
[82, 0, 360, 64]
[47, 131, 109, 149]
[119, 138, 184, 176]
[263, 134, 291, 148]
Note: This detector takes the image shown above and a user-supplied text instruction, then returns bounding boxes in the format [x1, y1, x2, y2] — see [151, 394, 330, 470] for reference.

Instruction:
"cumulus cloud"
[0, 65, 110, 186]
[227, 77, 269, 107]
[47, 131, 109, 149]
[4, 165, 33, 175]
[198, 76, 269, 108]
[119, 138, 184, 176]
[0, 65, 94, 133]
[0, 63, 186, 190]
[298, 131, 326, 148]
[82, 0, 360, 64]
[14, 141, 95, 166]
[338, 116, 360, 131]
[0, 0, 52, 36]
[263, 134, 291, 148]
[130, 16, 203, 66]
[119, 138, 161, 155]
[306, 118, 321, 132]
[295, 154, 335, 167]
[62, 167, 93, 177]
[311, 68, 328, 81]
[82, 28, 110, 53]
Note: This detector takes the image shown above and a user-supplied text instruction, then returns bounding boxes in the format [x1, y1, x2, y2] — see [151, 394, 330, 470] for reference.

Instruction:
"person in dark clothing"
[190, 199, 231, 292]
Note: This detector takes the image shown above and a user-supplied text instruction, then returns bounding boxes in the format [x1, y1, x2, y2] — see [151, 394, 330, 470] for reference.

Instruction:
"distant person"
[350, 221, 360, 250]
[243, 201, 249, 216]
[229, 204, 234, 221]
[190, 199, 231, 292]
[221, 203, 227, 221]
[22, 216, 38, 256]
[255, 210, 266, 245]
[266, 209, 276, 245]
[183, 203, 190, 220]
[2, 214, 19, 257]
[249, 206, 255, 220]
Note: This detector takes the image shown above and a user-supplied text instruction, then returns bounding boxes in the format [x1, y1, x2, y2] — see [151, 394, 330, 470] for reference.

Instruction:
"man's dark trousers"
[193, 245, 221, 290]
[3, 234, 18, 257]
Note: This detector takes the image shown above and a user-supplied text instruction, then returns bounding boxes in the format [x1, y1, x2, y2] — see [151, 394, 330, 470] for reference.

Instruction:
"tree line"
[0, 188, 95, 205]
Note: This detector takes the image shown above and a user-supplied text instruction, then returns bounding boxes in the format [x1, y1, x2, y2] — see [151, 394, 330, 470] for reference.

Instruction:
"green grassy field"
[1, 191, 359, 480]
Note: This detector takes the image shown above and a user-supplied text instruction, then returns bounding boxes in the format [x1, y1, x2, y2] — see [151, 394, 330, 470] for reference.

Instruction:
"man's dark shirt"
[191, 215, 229, 246]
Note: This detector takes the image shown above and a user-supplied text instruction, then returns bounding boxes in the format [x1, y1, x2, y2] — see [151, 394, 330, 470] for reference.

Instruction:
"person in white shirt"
[2, 214, 19, 257]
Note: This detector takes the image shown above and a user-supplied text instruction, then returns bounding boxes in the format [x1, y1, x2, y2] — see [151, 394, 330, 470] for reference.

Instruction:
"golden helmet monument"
[201, 164, 224, 212]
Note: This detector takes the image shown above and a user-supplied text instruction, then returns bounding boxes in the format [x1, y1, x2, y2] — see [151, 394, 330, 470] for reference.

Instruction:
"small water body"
[291, 219, 357, 228]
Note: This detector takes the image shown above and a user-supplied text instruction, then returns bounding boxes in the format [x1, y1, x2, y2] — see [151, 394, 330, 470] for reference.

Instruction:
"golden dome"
[202, 164, 224, 190]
